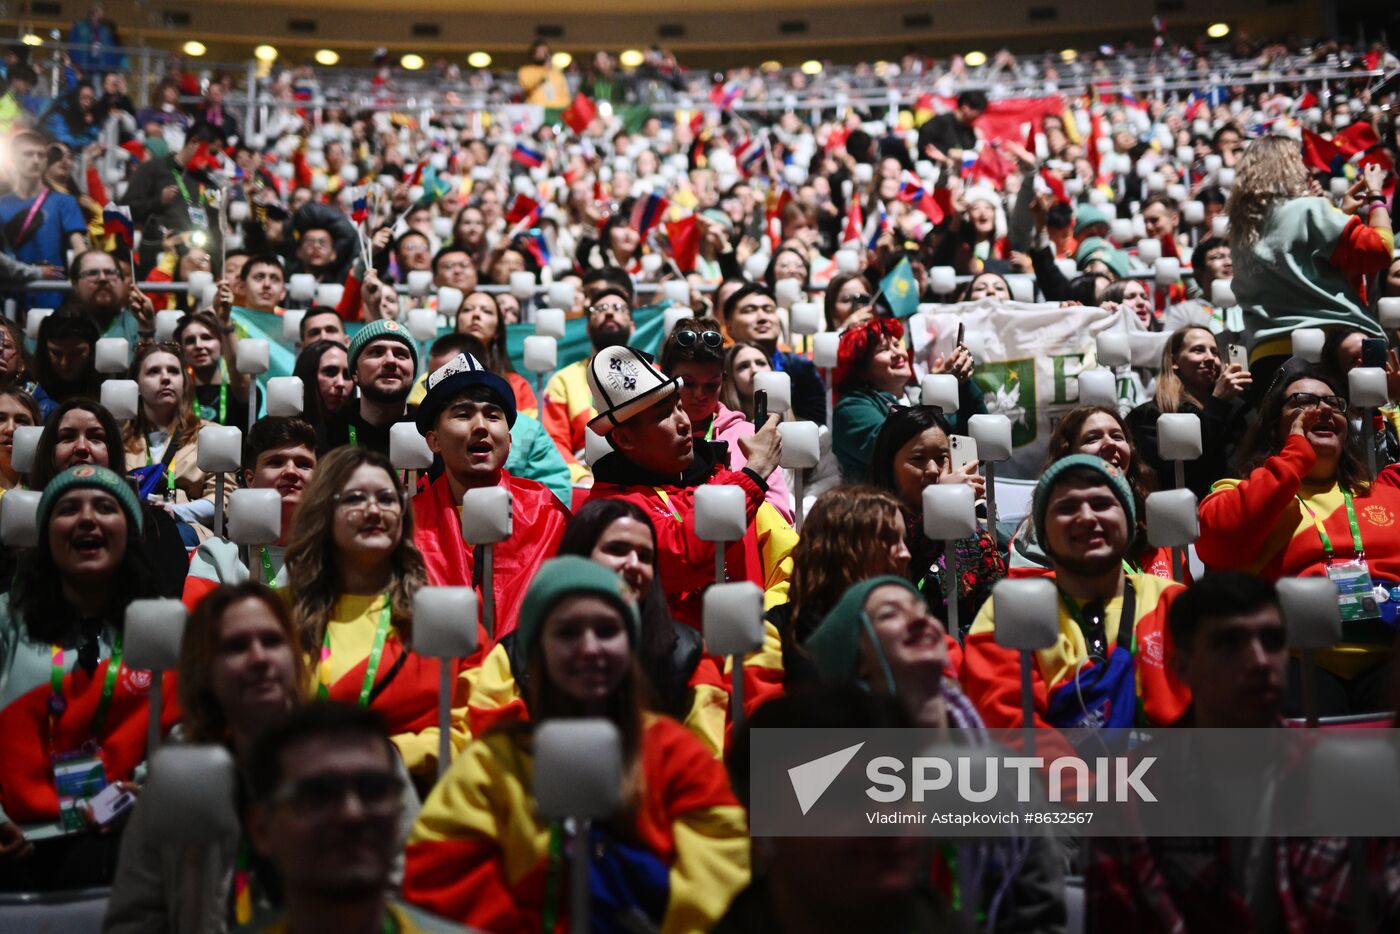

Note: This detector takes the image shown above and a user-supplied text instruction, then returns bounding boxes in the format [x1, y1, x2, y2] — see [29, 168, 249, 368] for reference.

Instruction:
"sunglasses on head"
[674, 329, 722, 349]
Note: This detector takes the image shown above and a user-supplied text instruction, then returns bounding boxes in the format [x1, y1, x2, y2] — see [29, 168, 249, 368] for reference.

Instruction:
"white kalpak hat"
[586, 346, 681, 436]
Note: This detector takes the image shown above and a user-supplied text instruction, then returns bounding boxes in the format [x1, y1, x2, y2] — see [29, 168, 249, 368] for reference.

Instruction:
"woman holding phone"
[1125, 325, 1251, 498]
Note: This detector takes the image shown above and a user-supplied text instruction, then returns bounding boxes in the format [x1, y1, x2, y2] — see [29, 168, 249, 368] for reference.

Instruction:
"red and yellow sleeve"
[1197, 435, 1314, 572]
[404, 733, 551, 931]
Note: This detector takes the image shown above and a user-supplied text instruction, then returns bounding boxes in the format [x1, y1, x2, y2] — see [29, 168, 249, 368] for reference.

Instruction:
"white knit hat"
[586, 346, 681, 435]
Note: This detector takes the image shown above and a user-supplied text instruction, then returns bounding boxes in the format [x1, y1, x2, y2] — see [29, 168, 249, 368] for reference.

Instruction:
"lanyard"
[170, 168, 194, 206]
[317, 597, 392, 707]
[259, 547, 277, 586]
[145, 437, 178, 496]
[348, 424, 358, 448]
[49, 631, 123, 744]
[653, 487, 682, 522]
[196, 383, 228, 424]
[231, 838, 253, 925]
[1297, 491, 1366, 561]
[703, 418, 715, 442]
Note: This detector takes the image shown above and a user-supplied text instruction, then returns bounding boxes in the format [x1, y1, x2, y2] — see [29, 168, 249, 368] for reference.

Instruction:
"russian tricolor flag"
[629, 193, 669, 240]
[512, 143, 545, 168]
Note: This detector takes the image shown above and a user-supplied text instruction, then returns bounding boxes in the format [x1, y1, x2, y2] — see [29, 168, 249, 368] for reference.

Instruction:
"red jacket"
[412, 470, 569, 645]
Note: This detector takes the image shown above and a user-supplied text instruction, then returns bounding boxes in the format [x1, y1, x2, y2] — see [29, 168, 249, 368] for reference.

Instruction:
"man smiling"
[961, 454, 1191, 728]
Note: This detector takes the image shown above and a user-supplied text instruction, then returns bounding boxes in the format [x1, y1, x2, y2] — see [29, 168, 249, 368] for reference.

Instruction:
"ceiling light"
[400, 53, 425, 71]
[964, 51, 987, 67]
[619, 49, 644, 69]
[254, 44, 278, 63]
[182, 41, 207, 57]
[1207, 22, 1230, 39]
[467, 51, 492, 68]
[20, 34, 42, 47]
[801, 60, 822, 76]
[552, 51, 572, 69]
[314, 49, 340, 66]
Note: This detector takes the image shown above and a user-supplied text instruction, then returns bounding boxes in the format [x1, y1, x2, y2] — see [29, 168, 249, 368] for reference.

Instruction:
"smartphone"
[1362, 338, 1388, 369]
[949, 434, 979, 473]
[90, 783, 137, 825]
[956, 322, 965, 347]
[1228, 343, 1248, 370]
[754, 389, 769, 429]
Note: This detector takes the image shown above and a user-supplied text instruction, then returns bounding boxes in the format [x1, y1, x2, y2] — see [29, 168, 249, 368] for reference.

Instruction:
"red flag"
[118, 139, 147, 162]
[842, 197, 864, 244]
[1335, 123, 1381, 158]
[85, 163, 108, 207]
[1301, 129, 1342, 174]
[561, 92, 598, 134]
[1087, 111, 1105, 178]
[1024, 118, 1040, 157]
[970, 142, 1016, 188]
[665, 215, 700, 273]
[506, 194, 541, 226]
[1038, 167, 1068, 204]
[187, 142, 222, 173]
[765, 188, 792, 252]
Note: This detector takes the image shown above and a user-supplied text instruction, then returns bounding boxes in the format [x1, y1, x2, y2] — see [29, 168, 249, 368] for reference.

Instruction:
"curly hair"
[834, 316, 905, 396]
[1226, 136, 1308, 247]
[178, 581, 308, 744]
[789, 485, 908, 641]
[283, 447, 428, 652]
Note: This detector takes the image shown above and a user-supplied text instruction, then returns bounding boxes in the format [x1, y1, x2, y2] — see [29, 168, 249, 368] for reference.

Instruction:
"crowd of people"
[0, 10, 1397, 933]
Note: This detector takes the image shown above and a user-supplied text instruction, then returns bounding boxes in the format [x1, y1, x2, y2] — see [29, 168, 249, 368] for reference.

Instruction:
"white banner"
[908, 299, 1171, 479]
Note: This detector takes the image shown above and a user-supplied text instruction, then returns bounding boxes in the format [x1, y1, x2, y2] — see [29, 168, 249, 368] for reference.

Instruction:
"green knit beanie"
[1032, 453, 1135, 546]
[348, 319, 419, 371]
[805, 575, 922, 689]
[38, 465, 144, 535]
[517, 556, 641, 659]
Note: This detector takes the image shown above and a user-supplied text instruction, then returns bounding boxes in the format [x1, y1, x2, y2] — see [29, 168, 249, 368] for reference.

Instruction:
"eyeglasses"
[674, 329, 722, 349]
[589, 302, 630, 317]
[1283, 392, 1347, 413]
[333, 489, 403, 519]
[271, 770, 403, 818]
[843, 293, 873, 306]
[78, 268, 120, 280]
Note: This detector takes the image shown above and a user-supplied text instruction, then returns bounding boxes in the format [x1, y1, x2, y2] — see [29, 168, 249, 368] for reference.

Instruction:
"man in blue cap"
[322, 319, 418, 455]
[411, 352, 568, 642]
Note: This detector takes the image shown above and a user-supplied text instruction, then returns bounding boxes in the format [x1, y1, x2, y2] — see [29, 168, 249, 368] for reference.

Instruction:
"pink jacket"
[708, 403, 794, 522]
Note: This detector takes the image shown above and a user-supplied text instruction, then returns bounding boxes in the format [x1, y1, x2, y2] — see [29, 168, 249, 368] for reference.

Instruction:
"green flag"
[880, 257, 920, 319]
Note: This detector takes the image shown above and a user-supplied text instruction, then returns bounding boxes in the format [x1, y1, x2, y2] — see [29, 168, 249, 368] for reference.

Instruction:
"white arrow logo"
[787, 742, 865, 815]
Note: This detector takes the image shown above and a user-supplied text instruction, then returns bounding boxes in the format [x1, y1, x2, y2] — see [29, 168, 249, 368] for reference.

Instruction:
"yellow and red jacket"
[403, 716, 750, 934]
[959, 572, 1191, 729]
[1199, 434, 1400, 676]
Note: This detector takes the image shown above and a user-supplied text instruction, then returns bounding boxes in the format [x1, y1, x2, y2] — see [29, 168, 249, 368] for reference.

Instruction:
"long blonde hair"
[1153, 325, 1216, 414]
[1226, 136, 1309, 247]
[283, 447, 427, 651]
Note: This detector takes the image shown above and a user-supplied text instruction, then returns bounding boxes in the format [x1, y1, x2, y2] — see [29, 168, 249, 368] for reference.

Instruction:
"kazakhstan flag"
[880, 257, 920, 319]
